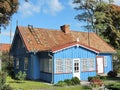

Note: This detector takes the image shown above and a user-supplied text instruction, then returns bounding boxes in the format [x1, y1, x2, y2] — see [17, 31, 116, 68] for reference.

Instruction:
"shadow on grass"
[107, 76, 120, 82]
[9, 80, 25, 83]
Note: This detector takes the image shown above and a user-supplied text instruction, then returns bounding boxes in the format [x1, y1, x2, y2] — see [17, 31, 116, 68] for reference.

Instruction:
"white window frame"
[24, 57, 28, 70]
[81, 59, 87, 71]
[65, 59, 72, 73]
[56, 59, 63, 73]
[88, 58, 94, 71]
[81, 58, 95, 71]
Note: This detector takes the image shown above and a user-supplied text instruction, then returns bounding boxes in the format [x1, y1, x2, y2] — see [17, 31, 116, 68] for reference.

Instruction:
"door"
[97, 57, 104, 74]
[73, 59, 80, 79]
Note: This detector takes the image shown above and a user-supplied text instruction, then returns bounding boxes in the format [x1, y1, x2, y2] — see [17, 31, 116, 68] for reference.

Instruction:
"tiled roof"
[0, 44, 11, 52]
[16, 25, 116, 53]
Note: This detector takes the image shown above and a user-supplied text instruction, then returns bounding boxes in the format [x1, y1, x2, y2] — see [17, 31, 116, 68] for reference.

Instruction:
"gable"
[10, 28, 27, 55]
[51, 41, 100, 53]
[12, 25, 116, 54]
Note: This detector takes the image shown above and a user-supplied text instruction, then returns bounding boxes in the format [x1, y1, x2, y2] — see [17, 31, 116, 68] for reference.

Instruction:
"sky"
[0, 0, 120, 44]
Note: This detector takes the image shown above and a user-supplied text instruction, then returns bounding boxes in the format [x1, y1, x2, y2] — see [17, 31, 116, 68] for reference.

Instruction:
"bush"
[55, 81, 67, 87]
[88, 76, 100, 81]
[107, 71, 117, 78]
[15, 71, 26, 82]
[64, 79, 72, 86]
[71, 77, 80, 85]
[2, 85, 13, 90]
[0, 71, 7, 90]
[90, 78, 103, 87]
[0, 71, 12, 90]
[99, 76, 107, 80]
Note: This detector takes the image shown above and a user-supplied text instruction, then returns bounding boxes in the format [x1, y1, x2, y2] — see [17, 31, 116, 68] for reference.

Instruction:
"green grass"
[103, 76, 120, 85]
[7, 77, 91, 90]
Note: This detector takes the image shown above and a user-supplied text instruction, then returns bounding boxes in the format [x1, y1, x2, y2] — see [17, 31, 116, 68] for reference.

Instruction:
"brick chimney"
[60, 25, 70, 34]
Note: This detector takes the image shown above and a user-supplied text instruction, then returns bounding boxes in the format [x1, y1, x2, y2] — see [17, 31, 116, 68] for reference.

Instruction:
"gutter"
[48, 51, 54, 84]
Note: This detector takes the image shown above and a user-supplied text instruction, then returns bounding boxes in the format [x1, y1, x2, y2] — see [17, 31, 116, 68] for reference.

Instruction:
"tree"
[0, 0, 19, 30]
[0, 0, 28, 31]
[73, 0, 112, 32]
[73, 0, 120, 49]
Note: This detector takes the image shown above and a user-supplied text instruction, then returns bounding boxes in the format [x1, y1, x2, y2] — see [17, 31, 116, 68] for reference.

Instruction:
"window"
[56, 59, 63, 73]
[88, 58, 94, 71]
[40, 58, 52, 73]
[16, 58, 19, 69]
[104, 56, 107, 67]
[81, 59, 87, 71]
[49, 59, 52, 73]
[81, 58, 95, 71]
[65, 59, 72, 73]
[74, 60, 79, 73]
[24, 57, 28, 70]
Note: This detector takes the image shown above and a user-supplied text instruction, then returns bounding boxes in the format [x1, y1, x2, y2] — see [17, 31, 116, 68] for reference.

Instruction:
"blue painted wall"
[30, 54, 40, 80]
[98, 53, 113, 74]
[53, 45, 97, 83]
[40, 72, 52, 82]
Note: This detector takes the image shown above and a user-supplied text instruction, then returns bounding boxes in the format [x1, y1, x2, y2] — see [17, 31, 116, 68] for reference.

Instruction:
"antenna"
[16, 20, 18, 26]
[10, 20, 12, 44]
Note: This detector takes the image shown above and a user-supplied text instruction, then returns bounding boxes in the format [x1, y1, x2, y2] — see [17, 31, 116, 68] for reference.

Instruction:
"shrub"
[2, 85, 13, 90]
[88, 76, 93, 81]
[71, 77, 80, 85]
[15, 71, 26, 82]
[88, 76, 100, 81]
[90, 78, 103, 87]
[0, 71, 7, 90]
[0, 71, 12, 90]
[107, 71, 117, 78]
[64, 79, 72, 86]
[99, 76, 107, 80]
[55, 81, 67, 87]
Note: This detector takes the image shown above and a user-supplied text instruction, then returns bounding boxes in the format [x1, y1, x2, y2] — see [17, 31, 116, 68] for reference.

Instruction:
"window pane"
[56, 59, 63, 73]
[81, 59, 87, 71]
[89, 58, 94, 71]
[65, 59, 72, 73]
[49, 59, 52, 73]
[24, 57, 28, 70]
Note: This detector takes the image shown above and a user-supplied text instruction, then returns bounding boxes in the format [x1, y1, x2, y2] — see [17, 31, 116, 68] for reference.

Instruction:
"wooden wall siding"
[98, 54, 113, 74]
[81, 72, 96, 80]
[54, 46, 97, 59]
[11, 35, 27, 56]
[40, 72, 52, 83]
[30, 54, 40, 80]
[54, 74, 73, 84]
[53, 46, 97, 82]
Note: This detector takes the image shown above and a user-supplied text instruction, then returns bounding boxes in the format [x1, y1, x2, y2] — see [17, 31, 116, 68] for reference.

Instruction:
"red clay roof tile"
[0, 44, 11, 52]
[16, 26, 116, 53]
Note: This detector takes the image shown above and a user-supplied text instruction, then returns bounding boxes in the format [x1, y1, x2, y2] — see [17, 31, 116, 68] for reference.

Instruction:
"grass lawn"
[7, 77, 91, 90]
[103, 76, 120, 85]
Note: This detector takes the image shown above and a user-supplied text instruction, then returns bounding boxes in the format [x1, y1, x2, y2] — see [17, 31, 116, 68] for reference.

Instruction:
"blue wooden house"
[10, 25, 116, 84]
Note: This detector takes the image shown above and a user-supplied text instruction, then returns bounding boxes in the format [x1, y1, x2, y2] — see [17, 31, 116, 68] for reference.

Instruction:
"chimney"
[60, 24, 70, 34]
